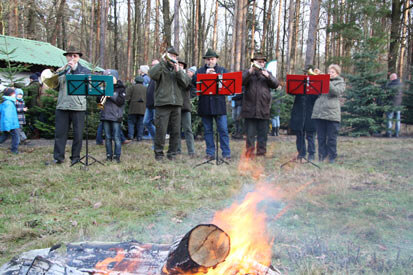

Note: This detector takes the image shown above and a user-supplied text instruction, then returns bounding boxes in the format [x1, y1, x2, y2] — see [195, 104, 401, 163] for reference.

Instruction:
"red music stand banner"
[286, 74, 330, 95]
[196, 71, 243, 96]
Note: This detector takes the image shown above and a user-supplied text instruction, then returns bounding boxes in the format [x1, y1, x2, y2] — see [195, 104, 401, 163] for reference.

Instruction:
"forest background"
[1, 0, 413, 136]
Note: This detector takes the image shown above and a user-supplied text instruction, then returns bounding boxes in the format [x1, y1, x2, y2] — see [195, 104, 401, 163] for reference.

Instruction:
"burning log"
[1, 224, 280, 275]
[162, 224, 231, 274]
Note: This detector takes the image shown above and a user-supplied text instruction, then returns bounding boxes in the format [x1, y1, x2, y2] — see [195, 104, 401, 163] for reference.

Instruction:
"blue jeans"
[386, 111, 401, 137]
[271, 116, 280, 128]
[128, 114, 144, 140]
[0, 129, 20, 153]
[143, 108, 156, 139]
[202, 115, 231, 158]
[97, 121, 126, 144]
[103, 121, 122, 157]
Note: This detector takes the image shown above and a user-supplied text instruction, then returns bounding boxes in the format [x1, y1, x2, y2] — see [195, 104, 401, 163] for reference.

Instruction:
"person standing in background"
[125, 76, 147, 141]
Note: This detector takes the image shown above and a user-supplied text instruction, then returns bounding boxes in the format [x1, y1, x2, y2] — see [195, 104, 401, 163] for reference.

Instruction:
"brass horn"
[162, 53, 177, 64]
[97, 96, 108, 110]
[40, 64, 71, 89]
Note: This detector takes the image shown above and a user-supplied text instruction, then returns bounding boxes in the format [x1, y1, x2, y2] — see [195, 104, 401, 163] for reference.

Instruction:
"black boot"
[270, 128, 275, 136]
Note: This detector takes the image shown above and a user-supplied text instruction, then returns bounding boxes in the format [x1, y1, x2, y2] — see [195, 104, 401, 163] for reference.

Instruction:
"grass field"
[0, 136, 412, 274]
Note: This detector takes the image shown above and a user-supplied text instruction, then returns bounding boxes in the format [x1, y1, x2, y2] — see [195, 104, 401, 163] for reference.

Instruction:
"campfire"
[1, 183, 281, 275]
[2, 155, 285, 274]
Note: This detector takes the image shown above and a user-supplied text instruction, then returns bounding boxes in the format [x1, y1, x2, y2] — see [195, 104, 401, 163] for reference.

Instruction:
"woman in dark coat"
[289, 75, 318, 161]
[312, 64, 345, 163]
[97, 70, 126, 163]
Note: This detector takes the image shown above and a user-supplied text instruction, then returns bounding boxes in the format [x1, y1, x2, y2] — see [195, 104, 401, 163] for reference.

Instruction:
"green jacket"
[26, 80, 41, 108]
[56, 63, 90, 111]
[125, 83, 147, 115]
[311, 76, 346, 122]
[148, 60, 190, 107]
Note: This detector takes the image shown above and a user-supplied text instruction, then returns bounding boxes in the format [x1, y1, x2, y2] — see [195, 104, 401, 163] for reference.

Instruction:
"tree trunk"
[275, 0, 283, 61]
[144, 0, 151, 63]
[162, 224, 230, 274]
[162, 0, 172, 47]
[325, 0, 331, 66]
[126, 0, 132, 81]
[173, 0, 180, 51]
[50, 0, 66, 46]
[240, 0, 248, 68]
[89, 0, 95, 63]
[212, 0, 219, 49]
[397, 0, 409, 78]
[194, 0, 200, 66]
[305, 0, 320, 68]
[26, 0, 36, 40]
[154, 0, 160, 56]
[95, 0, 101, 63]
[250, 0, 257, 58]
[99, 0, 108, 68]
[262, 0, 274, 53]
[290, 0, 300, 72]
[114, 0, 119, 69]
[286, 0, 295, 74]
[231, 0, 239, 71]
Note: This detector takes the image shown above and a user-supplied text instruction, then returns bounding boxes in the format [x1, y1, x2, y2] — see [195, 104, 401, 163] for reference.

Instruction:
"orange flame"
[94, 248, 142, 274]
[183, 183, 281, 275]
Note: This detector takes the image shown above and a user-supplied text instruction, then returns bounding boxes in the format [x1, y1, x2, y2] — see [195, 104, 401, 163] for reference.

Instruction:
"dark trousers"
[315, 119, 339, 160]
[295, 130, 315, 158]
[154, 106, 181, 158]
[53, 109, 85, 162]
[245, 118, 269, 157]
[127, 114, 144, 140]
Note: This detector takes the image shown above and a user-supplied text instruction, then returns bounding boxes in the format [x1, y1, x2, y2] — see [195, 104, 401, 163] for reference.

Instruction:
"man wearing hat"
[148, 47, 191, 160]
[52, 46, 90, 165]
[241, 53, 279, 157]
[192, 49, 231, 160]
[125, 75, 147, 141]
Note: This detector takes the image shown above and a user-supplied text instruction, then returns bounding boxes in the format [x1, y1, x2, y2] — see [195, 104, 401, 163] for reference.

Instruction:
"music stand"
[194, 72, 242, 167]
[66, 74, 114, 167]
[280, 74, 330, 169]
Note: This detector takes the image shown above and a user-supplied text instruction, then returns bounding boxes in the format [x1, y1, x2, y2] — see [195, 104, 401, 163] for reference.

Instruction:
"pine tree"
[0, 37, 29, 89]
[342, 48, 390, 136]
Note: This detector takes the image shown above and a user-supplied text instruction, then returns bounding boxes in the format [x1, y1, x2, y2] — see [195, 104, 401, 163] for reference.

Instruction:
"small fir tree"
[0, 37, 29, 89]
[342, 48, 390, 136]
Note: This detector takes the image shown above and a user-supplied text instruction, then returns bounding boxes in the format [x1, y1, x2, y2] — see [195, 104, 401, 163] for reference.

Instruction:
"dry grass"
[0, 136, 412, 274]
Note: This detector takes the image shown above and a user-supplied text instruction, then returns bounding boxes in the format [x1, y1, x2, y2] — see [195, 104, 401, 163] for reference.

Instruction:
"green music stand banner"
[66, 74, 114, 96]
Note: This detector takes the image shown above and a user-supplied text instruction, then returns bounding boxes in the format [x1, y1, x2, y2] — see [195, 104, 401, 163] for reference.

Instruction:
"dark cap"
[167, 47, 179, 56]
[30, 73, 39, 81]
[3, 87, 15, 96]
[63, 46, 83, 57]
[203, 49, 219, 59]
[251, 52, 267, 62]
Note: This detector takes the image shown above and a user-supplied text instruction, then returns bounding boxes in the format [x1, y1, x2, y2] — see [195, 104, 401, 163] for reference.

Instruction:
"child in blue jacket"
[0, 87, 20, 153]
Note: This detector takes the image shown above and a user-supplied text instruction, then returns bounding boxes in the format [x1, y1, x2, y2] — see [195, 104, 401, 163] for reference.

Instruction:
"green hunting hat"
[63, 46, 83, 57]
[251, 52, 267, 62]
[167, 47, 179, 56]
[203, 48, 219, 59]
[134, 76, 145, 83]
[303, 64, 314, 73]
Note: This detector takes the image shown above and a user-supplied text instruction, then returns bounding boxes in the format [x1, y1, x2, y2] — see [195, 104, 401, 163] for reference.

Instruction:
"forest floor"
[0, 135, 412, 274]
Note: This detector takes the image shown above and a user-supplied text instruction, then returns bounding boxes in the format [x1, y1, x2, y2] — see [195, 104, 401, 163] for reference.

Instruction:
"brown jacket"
[241, 69, 279, 119]
[125, 84, 147, 115]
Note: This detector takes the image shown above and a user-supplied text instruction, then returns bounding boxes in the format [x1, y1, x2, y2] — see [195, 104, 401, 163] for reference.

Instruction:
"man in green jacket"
[53, 47, 90, 165]
[148, 47, 191, 160]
